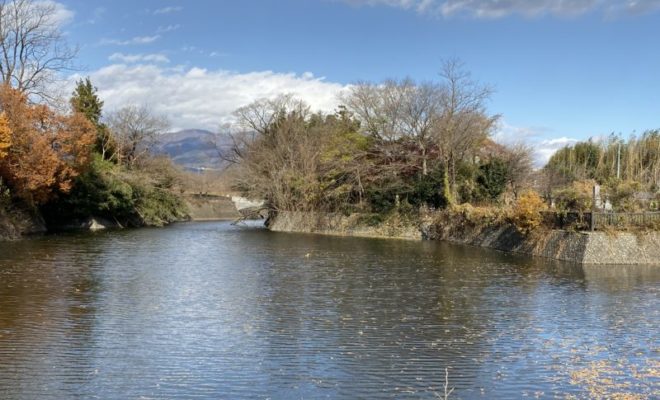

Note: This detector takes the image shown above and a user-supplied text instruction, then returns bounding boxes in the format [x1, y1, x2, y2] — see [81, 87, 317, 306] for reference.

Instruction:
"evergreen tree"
[71, 78, 103, 126]
[477, 158, 509, 201]
[71, 78, 116, 160]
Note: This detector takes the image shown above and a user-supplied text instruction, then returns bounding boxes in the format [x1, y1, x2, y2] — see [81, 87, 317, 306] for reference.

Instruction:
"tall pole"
[616, 141, 621, 180]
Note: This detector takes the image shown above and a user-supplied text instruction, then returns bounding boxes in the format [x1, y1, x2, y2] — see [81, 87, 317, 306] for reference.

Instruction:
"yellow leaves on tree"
[0, 86, 95, 205]
[0, 112, 10, 159]
[511, 189, 548, 234]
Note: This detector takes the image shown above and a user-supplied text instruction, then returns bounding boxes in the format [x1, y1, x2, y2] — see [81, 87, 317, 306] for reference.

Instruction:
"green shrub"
[130, 183, 187, 226]
[605, 180, 643, 211]
[476, 158, 508, 201]
[43, 154, 187, 227]
[409, 167, 448, 209]
[553, 180, 594, 212]
[0, 178, 10, 211]
[366, 186, 399, 213]
[356, 213, 384, 227]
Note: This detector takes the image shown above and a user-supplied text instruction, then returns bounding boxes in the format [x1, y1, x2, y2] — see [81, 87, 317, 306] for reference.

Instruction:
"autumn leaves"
[0, 87, 95, 206]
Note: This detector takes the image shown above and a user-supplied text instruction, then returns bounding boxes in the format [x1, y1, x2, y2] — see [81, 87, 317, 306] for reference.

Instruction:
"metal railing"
[591, 211, 660, 230]
[541, 211, 660, 231]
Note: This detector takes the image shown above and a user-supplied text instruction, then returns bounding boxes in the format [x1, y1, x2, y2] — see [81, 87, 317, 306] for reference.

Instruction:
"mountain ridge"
[154, 129, 232, 170]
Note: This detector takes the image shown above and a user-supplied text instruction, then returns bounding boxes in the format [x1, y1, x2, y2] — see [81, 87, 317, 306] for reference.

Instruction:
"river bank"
[0, 207, 47, 240]
[0, 194, 243, 241]
[268, 211, 660, 265]
[185, 195, 241, 221]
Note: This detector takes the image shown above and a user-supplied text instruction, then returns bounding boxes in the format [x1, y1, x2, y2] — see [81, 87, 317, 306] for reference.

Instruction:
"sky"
[53, 0, 660, 165]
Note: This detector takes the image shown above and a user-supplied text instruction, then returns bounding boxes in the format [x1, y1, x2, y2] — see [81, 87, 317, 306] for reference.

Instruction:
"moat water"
[0, 221, 657, 399]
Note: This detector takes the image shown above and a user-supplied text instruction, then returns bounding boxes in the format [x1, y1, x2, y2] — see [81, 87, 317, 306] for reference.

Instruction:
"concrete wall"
[268, 211, 421, 240]
[269, 211, 660, 265]
[185, 195, 241, 221]
[422, 216, 660, 264]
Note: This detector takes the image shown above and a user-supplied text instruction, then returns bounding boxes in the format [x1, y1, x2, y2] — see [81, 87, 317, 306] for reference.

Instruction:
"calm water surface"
[0, 221, 658, 399]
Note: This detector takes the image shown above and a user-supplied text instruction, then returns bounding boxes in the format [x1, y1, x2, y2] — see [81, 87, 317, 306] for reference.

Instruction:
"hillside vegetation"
[0, 79, 188, 234]
[226, 61, 659, 233]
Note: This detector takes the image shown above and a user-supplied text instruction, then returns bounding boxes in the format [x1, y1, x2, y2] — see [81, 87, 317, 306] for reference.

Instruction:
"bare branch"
[0, 0, 77, 101]
[106, 105, 169, 168]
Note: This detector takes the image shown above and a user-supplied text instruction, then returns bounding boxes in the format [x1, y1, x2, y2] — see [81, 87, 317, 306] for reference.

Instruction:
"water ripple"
[0, 222, 658, 399]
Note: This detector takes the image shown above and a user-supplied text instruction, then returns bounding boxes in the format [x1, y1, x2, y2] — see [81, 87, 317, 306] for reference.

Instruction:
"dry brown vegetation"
[0, 86, 95, 206]
[226, 61, 536, 217]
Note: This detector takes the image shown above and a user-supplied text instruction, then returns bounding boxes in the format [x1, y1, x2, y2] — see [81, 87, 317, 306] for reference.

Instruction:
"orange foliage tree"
[0, 112, 10, 159]
[0, 85, 95, 205]
[511, 189, 548, 234]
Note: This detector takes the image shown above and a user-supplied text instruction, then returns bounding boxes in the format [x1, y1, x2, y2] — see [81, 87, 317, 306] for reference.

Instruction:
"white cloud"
[100, 35, 161, 46]
[493, 120, 579, 167]
[344, 0, 660, 18]
[181, 46, 229, 58]
[492, 120, 545, 144]
[157, 24, 181, 33]
[83, 6, 106, 25]
[108, 53, 170, 64]
[535, 137, 580, 166]
[440, 0, 599, 18]
[34, 1, 74, 26]
[345, 0, 436, 13]
[154, 6, 183, 15]
[71, 64, 348, 131]
[41, 0, 74, 23]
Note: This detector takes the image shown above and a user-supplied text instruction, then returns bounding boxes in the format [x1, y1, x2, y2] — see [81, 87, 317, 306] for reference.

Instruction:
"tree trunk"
[421, 144, 428, 176]
[442, 158, 453, 207]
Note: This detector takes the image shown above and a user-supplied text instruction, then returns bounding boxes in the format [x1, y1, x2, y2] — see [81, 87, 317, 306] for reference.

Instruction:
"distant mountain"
[154, 129, 233, 170]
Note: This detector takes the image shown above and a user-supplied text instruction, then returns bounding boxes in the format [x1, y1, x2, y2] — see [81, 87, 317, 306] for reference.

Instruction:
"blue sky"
[55, 0, 660, 165]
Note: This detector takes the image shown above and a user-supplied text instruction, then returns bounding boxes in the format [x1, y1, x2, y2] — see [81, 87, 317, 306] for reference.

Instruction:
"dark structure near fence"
[591, 212, 660, 230]
[542, 211, 660, 231]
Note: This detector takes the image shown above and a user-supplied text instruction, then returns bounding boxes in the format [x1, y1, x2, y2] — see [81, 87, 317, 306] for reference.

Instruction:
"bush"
[366, 185, 399, 213]
[356, 213, 384, 227]
[42, 154, 188, 227]
[410, 167, 449, 209]
[605, 180, 643, 211]
[45, 155, 135, 222]
[476, 158, 509, 201]
[0, 178, 10, 211]
[447, 203, 509, 227]
[511, 190, 547, 234]
[128, 178, 187, 226]
[456, 161, 480, 203]
[365, 166, 451, 213]
[553, 180, 594, 212]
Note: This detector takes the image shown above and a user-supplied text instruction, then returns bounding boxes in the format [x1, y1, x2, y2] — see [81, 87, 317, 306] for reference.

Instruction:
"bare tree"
[398, 80, 443, 176]
[343, 78, 443, 175]
[504, 142, 534, 199]
[231, 105, 323, 211]
[342, 79, 417, 142]
[343, 60, 498, 204]
[233, 93, 309, 136]
[434, 59, 499, 203]
[341, 82, 389, 140]
[106, 105, 169, 168]
[0, 0, 77, 100]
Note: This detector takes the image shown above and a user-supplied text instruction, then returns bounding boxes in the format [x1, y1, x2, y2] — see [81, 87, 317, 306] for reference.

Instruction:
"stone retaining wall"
[269, 211, 660, 265]
[186, 195, 241, 221]
[268, 211, 421, 240]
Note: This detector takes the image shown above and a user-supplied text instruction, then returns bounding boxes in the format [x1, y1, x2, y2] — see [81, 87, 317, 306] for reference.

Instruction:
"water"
[0, 221, 658, 399]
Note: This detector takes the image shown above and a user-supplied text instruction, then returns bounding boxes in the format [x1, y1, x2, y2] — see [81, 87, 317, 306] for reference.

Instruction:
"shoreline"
[268, 211, 660, 265]
[4, 207, 658, 265]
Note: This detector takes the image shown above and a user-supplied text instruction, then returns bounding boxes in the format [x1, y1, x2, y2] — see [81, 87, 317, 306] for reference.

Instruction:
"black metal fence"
[591, 212, 660, 230]
[541, 211, 660, 231]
